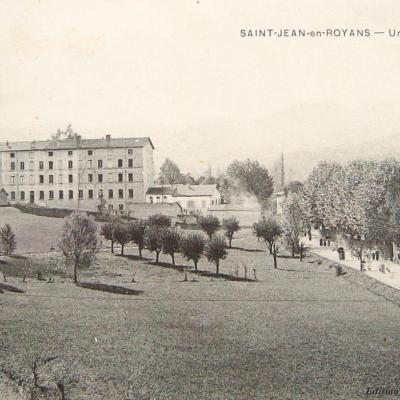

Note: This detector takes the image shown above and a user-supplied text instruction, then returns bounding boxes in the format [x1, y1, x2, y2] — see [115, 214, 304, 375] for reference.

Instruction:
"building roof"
[0, 136, 154, 152]
[174, 184, 217, 197]
[146, 184, 218, 198]
[146, 187, 176, 196]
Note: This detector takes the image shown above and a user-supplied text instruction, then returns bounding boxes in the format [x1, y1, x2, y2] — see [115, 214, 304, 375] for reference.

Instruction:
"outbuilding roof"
[146, 184, 218, 198]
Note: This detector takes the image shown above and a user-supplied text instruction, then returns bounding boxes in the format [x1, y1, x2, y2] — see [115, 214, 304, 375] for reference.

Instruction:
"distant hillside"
[280, 133, 400, 182]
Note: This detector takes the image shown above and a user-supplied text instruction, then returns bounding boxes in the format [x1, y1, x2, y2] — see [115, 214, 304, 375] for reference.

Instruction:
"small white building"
[145, 184, 221, 215]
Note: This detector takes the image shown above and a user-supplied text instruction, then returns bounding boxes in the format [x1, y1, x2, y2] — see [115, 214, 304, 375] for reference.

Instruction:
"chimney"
[106, 134, 111, 146]
[75, 134, 82, 147]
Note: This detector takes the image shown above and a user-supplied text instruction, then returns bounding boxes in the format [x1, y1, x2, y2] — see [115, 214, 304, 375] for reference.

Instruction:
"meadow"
[1, 208, 400, 399]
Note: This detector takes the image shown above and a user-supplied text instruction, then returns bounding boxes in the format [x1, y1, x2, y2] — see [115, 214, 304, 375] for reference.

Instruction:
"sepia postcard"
[1, 1, 400, 399]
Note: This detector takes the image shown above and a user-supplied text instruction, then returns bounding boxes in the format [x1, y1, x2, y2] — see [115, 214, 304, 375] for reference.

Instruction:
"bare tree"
[144, 226, 164, 264]
[161, 228, 182, 267]
[222, 217, 240, 248]
[58, 212, 101, 283]
[113, 222, 130, 255]
[253, 217, 282, 269]
[128, 219, 147, 259]
[198, 215, 220, 239]
[205, 235, 228, 276]
[181, 232, 207, 271]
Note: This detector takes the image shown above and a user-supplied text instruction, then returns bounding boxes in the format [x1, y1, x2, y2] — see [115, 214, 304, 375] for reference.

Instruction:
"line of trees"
[301, 159, 400, 259]
[100, 213, 233, 276]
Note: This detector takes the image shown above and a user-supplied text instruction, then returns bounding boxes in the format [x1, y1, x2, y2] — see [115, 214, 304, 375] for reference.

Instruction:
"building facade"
[0, 134, 154, 212]
[145, 184, 222, 214]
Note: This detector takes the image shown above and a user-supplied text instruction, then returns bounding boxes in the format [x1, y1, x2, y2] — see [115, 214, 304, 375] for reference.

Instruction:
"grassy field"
[1, 225, 400, 399]
[0, 207, 66, 253]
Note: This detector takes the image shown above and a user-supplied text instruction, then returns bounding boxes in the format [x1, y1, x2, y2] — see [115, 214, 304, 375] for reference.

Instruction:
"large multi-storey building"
[0, 134, 154, 212]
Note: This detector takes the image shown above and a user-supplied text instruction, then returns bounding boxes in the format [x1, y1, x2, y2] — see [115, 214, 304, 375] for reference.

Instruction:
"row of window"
[9, 158, 135, 171]
[10, 189, 134, 201]
[9, 149, 135, 158]
[9, 172, 136, 185]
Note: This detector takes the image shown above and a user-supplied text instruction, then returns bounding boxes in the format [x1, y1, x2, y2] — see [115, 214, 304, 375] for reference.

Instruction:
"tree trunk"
[229, 237, 232, 248]
[171, 253, 175, 267]
[74, 262, 78, 283]
[111, 241, 114, 254]
[194, 260, 198, 271]
[272, 245, 278, 269]
[300, 244, 304, 261]
[291, 245, 295, 258]
[57, 383, 66, 400]
[156, 251, 160, 265]
[216, 260, 219, 276]
[121, 244, 124, 256]
[359, 243, 364, 271]
[138, 245, 142, 260]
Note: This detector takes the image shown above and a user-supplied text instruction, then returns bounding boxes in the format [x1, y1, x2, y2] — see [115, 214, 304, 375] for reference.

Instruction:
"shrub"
[181, 232, 206, 271]
[198, 215, 220, 239]
[0, 224, 17, 255]
[205, 235, 227, 276]
[161, 228, 182, 267]
[58, 211, 101, 283]
[148, 214, 171, 228]
[222, 217, 240, 248]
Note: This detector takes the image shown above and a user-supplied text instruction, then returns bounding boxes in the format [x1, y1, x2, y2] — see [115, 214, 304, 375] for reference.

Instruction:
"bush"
[148, 214, 171, 228]
[222, 217, 240, 248]
[181, 232, 206, 271]
[198, 215, 220, 239]
[205, 235, 227, 276]
[58, 212, 101, 283]
[161, 228, 182, 267]
[0, 224, 17, 255]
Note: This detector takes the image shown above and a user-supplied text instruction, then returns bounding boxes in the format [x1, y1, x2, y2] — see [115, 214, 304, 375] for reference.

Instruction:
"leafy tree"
[144, 226, 164, 264]
[128, 219, 146, 259]
[222, 217, 240, 248]
[148, 214, 171, 228]
[159, 158, 181, 184]
[205, 235, 227, 276]
[113, 222, 130, 255]
[161, 228, 182, 267]
[58, 212, 100, 283]
[181, 232, 206, 271]
[282, 193, 306, 257]
[198, 215, 220, 238]
[0, 224, 16, 255]
[226, 159, 274, 208]
[283, 180, 303, 196]
[301, 161, 346, 230]
[253, 217, 282, 269]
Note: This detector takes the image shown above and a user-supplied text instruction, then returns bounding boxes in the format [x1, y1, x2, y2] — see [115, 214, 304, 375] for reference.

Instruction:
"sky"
[1, 0, 400, 176]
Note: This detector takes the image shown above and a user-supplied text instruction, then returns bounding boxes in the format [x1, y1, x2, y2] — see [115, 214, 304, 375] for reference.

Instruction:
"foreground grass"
[1, 236, 400, 399]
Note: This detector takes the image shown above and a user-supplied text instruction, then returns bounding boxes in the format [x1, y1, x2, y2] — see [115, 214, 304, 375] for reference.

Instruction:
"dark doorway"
[30, 191, 35, 204]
